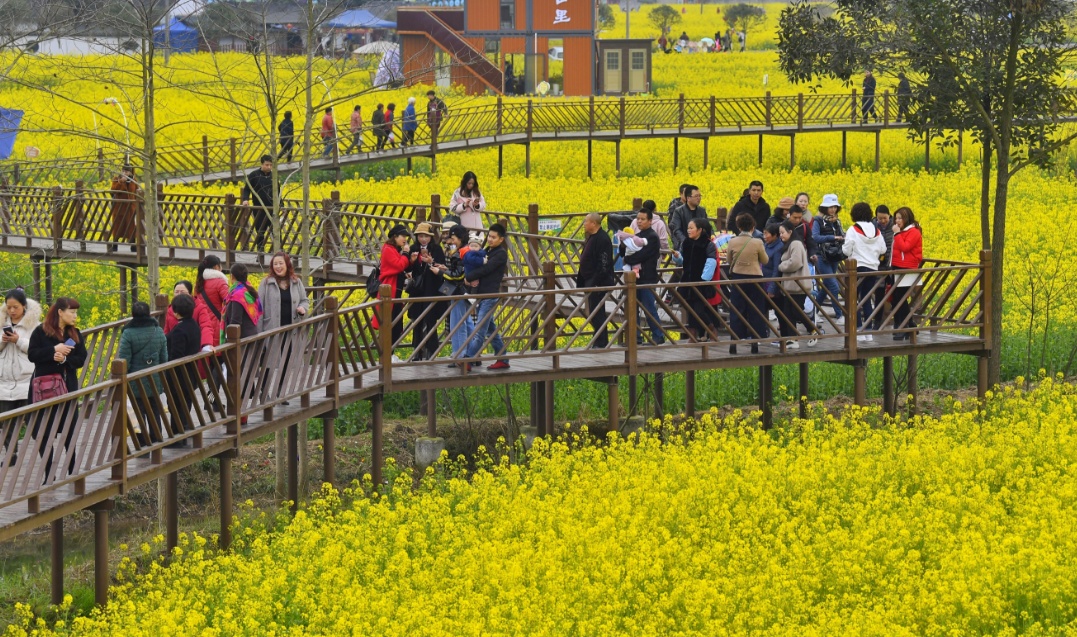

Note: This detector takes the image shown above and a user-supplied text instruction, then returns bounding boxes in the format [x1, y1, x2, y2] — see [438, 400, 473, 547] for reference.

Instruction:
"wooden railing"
[0, 90, 933, 186]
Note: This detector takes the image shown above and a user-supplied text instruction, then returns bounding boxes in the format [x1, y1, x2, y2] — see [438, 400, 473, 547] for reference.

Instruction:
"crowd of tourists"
[368, 173, 924, 368]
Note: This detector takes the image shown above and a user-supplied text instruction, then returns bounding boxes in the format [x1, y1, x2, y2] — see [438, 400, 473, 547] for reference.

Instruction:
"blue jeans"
[449, 298, 473, 356]
[813, 258, 844, 318]
[464, 297, 505, 359]
[636, 288, 665, 344]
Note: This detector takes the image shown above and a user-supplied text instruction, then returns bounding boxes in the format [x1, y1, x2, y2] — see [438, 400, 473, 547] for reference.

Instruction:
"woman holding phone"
[0, 288, 42, 414]
[449, 171, 486, 230]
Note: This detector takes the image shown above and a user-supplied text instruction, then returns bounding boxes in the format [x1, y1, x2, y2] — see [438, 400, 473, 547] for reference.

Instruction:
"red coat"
[891, 225, 923, 269]
[164, 307, 179, 334]
[193, 270, 229, 347]
[372, 243, 411, 330]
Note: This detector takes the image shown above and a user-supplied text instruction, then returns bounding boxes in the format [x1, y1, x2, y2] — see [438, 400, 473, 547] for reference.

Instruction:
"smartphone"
[64, 338, 76, 347]
[3, 325, 13, 335]
[421, 245, 428, 252]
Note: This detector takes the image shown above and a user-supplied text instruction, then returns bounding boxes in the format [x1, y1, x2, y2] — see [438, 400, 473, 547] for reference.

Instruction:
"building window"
[631, 51, 645, 70]
[606, 51, 619, 70]
[500, 0, 514, 30]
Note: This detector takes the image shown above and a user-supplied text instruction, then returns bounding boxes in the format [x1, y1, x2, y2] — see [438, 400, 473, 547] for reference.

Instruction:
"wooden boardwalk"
[4, 90, 1058, 187]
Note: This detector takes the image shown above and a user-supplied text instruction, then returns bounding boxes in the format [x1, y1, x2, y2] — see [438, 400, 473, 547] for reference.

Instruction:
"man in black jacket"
[576, 213, 614, 348]
[667, 184, 689, 215]
[240, 154, 278, 252]
[278, 112, 294, 162]
[728, 180, 770, 233]
[463, 223, 509, 369]
[620, 209, 665, 345]
[669, 184, 706, 251]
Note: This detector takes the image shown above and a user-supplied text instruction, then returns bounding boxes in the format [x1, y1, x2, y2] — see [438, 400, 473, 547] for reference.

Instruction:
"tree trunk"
[989, 158, 1010, 388]
[980, 136, 991, 250]
[142, 41, 160, 296]
[275, 429, 286, 501]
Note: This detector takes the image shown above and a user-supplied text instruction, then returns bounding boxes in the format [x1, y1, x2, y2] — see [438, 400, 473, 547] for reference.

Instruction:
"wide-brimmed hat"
[414, 222, 435, 237]
[440, 220, 457, 232]
[819, 193, 841, 210]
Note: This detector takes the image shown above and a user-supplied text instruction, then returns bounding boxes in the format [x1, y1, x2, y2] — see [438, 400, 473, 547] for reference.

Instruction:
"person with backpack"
[842, 202, 888, 340]
[811, 194, 845, 320]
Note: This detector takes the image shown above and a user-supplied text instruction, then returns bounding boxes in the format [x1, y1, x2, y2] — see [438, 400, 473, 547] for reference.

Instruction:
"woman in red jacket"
[373, 225, 413, 346]
[890, 207, 923, 340]
[191, 256, 229, 403]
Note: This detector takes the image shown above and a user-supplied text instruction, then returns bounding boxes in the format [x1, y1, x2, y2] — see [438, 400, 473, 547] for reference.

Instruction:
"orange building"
[397, 0, 596, 96]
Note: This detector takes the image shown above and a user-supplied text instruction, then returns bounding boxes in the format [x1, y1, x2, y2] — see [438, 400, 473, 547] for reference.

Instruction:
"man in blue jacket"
[463, 224, 509, 371]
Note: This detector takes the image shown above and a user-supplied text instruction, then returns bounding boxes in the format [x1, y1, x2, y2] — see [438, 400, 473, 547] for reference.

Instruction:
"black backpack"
[365, 266, 382, 298]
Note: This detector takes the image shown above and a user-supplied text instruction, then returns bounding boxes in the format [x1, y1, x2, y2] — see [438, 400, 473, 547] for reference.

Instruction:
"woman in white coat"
[0, 289, 42, 413]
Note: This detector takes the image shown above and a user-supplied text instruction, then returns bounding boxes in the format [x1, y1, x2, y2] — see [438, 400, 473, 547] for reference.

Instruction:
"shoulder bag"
[32, 372, 67, 403]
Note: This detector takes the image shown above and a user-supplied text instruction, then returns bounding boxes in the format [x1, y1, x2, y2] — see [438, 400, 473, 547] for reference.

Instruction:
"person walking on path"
[402, 97, 418, 147]
[576, 213, 615, 348]
[450, 171, 486, 230]
[406, 223, 447, 360]
[320, 107, 337, 158]
[890, 207, 924, 340]
[347, 105, 363, 154]
[240, 155, 279, 253]
[725, 214, 769, 354]
[0, 289, 41, 414]
[427, 90, 447, 142]
[109, 165, 141, 252]
[371, 103, 386, 151]
[384, 103, 397, 150]
[462, 224, 510, 371]
[118, 301, 169, 445]
[862, 70, 878, 123]
[373, 225, 412, 347]
[278, 111, 295, 162]
[812, 194, 846, 320]
[896, 72, 911, 123]
[677, 218, 718, 341]
[729, 180, 770, 234]
[621, 207, 665, 345]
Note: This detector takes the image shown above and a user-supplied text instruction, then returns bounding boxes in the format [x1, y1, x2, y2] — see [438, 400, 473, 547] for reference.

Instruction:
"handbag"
[404, 270, 425, 295]
[438, 280, 458, 296]
[821, 240, 845, 263]
[32, 372, 68, 403]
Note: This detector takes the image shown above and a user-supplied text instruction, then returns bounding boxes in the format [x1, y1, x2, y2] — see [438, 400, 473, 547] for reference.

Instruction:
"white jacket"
[842, 221, 887, 271]
[0, 297, 42, 402]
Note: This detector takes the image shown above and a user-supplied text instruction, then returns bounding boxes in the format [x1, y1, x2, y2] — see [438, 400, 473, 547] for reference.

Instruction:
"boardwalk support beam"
[51, 519, 63, 605]
[799, 362, 809, 419]
[218, 451, 234, 550]
[760, 366, 773, 429]
[90, 499, 113, 606]
[883, 357, 896, 416]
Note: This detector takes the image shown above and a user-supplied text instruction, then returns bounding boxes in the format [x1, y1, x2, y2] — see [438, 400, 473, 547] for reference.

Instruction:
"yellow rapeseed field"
[11, 377, 1077, 636]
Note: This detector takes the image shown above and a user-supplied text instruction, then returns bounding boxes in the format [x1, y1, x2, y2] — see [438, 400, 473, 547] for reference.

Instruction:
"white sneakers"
[856, 335, 874, 343]
[786, 340, 800, 350]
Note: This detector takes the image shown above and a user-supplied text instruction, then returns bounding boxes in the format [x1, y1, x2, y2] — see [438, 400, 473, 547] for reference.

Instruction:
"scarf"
[226, 283, 263, 326]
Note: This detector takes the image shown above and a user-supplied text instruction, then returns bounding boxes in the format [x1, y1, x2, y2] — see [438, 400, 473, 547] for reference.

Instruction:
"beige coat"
[0, 298, 42, 402]
[726, 233, 768, 276]
[777, 241, 812, 295]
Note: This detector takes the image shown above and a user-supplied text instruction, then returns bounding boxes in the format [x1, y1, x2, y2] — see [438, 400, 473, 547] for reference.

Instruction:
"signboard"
[537, 218, 563, 233]
[532, 0, 593, 33]
[24, 146, 39, 159]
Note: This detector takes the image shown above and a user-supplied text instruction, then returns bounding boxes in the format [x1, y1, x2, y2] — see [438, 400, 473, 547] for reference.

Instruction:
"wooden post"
[224, 193, 238, 263]
[587, 140, 592, 178]
[799, 362, 809, 419]
[615, 140, 621, 175]
[653, 373, 664, 421]
[51, 519, 63, 605]
[379, 284, 394, 388]
[430, 193, 442, 221]
[607, 378, 619, 434]
[625, 271, 638, 374]
[202, 135, 210, 177]
[759, 365, 773, 429]
[709, 96, 716, 134]
[90, 500, 113, 606]
[619, 97, 626, 137]
[882, 89, 890, 125]
[765, 91, 772, 127]
[165, 472, 178, 550]
[851, 88, 858, 123]
[907, 354, 919, 416]
[853, 360, 867, 406]
[883, 357, 895, 416]
[525, 143, 531, 178]
[673, 137, 679, 170]
[527, 204, 540, 275]
[225, 325, 242, 435]
[323, 295, 339, 485]
[757, 134, 763, 166]
[371, 394, 384, 488]
[957, 130, 964, 167]
[924, 141, 930, 172]
[685, 370, 695, 420]
[842, 131, 848, 169]
[287, 423, 298, 514]
[109, 360, 128, 483]
[218, 451, 233, 549]
[496, 96, 504, 135]
[797, 93, 804, 131]
[678, 93, 685, 132]
[874, 130, 881, 172]
[703, 138, 709, 169]
[845, 259, 859, 359]
[544, 379, 555, 436]
[498, 145, 504, 178]
[588, 96, 595, 135]
[789, 134, 795, 170]
[526, 99, 533, 143]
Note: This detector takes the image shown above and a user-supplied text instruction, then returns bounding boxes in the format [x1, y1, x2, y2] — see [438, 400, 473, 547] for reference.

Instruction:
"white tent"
[354, 41, 398, 56]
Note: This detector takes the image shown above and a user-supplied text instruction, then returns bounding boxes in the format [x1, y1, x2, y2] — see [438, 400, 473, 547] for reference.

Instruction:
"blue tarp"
[326, 9, 396, 29]
[0, 108, 24, 160]
[153, 18, 200, 53]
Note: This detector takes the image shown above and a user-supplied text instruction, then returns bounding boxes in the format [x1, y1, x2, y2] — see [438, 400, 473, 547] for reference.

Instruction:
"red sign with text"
[532, 0, 593, 33]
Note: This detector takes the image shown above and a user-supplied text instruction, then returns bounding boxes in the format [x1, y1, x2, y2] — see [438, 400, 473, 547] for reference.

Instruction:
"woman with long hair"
[450, 171, 486, 230]
[194, 255, 228, 349]
[27, 297, 87, 478]
[372, 225, 412, 347]
[890, 207, 924, 340]
[223, 264, 263, 422]
[677, 218, 718, 341]
[258, 252, 310, 404]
